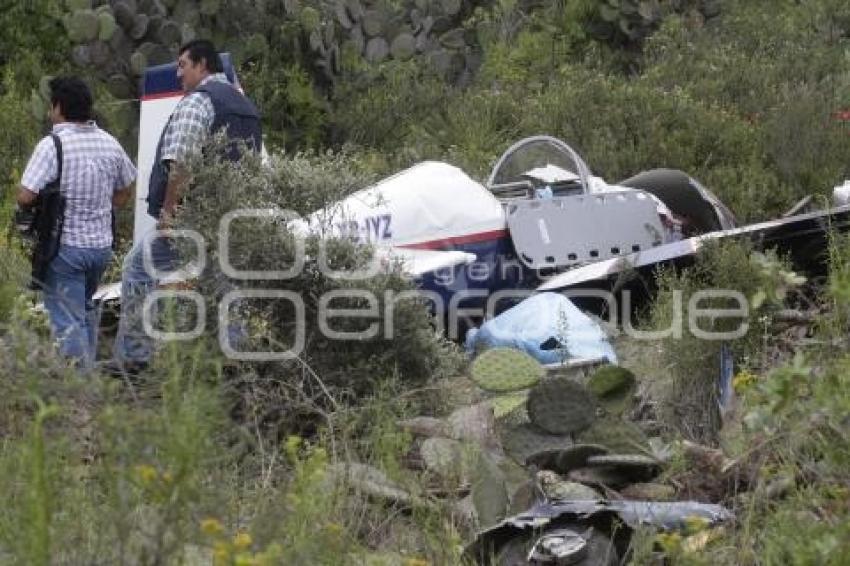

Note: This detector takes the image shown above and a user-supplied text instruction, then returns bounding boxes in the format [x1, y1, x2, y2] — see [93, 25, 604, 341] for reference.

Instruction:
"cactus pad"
[587, 365, 636, 415]
[575, 418, 649, 453]
[420, 437, 471, 481]
[67, 9, 100, 43]
[526, 443, 609, 474]
[470, 348, 544, 393]
[471, 452, 508, 528]
[527, 377, 595, 435]
[567, 465, 633, 488]
[586, 453, 661, 469]
[500, 423, 572, 465]
[489, 391, 529, 420]
[584, 453, 661, 483]
[97, 12, 117, 41]
[38, 76, 53, 101]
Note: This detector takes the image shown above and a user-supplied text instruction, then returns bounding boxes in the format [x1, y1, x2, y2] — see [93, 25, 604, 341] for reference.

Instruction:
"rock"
[447, 403, 499, 449]
[536, 471, 601, 501]
[507, 479, 539, 515]
[397, 416, 449, 438]
[326, 462, 420, 507]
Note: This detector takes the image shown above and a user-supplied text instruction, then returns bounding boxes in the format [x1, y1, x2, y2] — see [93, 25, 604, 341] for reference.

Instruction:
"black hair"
[49, 76, 93, 122]
[178, 39, 223, 73]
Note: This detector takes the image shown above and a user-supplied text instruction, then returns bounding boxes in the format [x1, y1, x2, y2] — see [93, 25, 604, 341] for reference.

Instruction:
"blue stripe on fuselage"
[414, 235, 537, 317]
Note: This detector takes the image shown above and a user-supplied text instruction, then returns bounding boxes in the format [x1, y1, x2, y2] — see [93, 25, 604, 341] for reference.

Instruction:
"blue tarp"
[465, 292, 617, 365]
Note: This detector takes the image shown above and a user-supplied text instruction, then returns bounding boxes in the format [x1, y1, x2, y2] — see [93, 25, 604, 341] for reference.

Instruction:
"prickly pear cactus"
[567, 465, 633, 488]
[575, 417, 649, 453]
[471, 452, 508, 528]
[500, 423, 572, 465]
[585, 453, 660, 470]
[587, 364, 636, 416]
[420, 437, 470, 481]
[488, 391, 529, 421]
[526, 377, 595, 435]
[583, 453, 661, 483]
[525, 443, 609, 474]
[470, 348, 544, 393]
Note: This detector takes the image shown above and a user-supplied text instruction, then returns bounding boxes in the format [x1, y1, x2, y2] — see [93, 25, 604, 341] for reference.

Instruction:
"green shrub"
[175, 141, 463, 435]
[644, 240, 802, 443]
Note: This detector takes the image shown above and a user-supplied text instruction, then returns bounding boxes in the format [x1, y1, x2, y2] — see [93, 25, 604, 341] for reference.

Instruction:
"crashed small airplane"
[91, 52, 849, 566]
[100, 56, 850, 331]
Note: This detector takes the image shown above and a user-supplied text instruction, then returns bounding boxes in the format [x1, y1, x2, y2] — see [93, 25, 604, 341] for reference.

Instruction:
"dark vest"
[147, 80, 262, 218]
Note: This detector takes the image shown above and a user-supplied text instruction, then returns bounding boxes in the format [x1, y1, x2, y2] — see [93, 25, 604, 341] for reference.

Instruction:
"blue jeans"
[113, 234, 178, 364]
[43, 245, 113, 368]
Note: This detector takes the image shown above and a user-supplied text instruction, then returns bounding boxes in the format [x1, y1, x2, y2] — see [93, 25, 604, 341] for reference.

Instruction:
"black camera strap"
[47, 133, 63, 192]
[28, 133, 65, 289]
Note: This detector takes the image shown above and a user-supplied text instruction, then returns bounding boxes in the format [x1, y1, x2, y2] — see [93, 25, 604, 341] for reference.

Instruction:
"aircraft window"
[632, 245, 641, 252]
[568, 253, 577, 261]
[545, 256, 555, 263]
[589, 250, 599, 258]
[611, 247, 620, 255]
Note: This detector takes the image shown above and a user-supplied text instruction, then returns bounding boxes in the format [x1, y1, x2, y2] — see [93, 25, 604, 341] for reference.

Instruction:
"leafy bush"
[173, 141, 463, 436]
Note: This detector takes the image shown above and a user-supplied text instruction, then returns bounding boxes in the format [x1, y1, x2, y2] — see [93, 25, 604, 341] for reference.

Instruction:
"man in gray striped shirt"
[111, 40, 261, 374]
[18, 76, 136, 368]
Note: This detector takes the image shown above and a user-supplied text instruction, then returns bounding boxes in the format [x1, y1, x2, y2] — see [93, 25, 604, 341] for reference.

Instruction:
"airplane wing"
[94, 247, 476, 303]
[537, 204, 850, 291]
[376, 246, 477, 277]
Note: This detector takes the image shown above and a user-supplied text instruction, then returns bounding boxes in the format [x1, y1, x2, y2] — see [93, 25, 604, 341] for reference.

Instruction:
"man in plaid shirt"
[18, 76, 136, 368]
[111, 39, 261, 374]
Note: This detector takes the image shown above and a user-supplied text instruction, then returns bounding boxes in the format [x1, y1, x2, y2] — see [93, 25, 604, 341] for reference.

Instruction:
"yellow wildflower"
[233, 531, 253, 550]
[683, 515, 711, 535]
[134, 464, 158, 484]
[655, 531, 682, 553]
[213, 541, 231, 565]
[201, 518, 225, 537]
[732, 370, 757, 393]
[404, 559, 431, 566]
